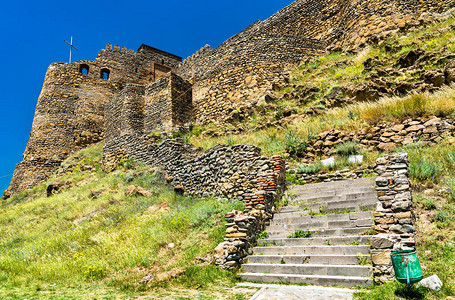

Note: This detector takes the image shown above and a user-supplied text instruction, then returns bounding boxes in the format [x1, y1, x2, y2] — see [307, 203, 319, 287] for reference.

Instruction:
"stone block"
[391, 200, 411, 212]
[371, 237, 394, 249]
[372, 251, 391, 265]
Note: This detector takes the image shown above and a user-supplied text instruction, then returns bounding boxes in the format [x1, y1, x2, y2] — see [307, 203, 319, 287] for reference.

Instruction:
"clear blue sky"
[0, 0, 294, 192]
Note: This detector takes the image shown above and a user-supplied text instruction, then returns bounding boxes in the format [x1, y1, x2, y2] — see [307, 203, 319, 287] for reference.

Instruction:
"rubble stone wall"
[303, 116, 454, 162]
[370, 153, 416, 282]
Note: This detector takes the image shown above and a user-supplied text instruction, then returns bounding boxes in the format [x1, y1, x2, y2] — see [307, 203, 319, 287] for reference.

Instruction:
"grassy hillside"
[184, 15, 455, 161]
[0, 144, 254, 299]
[178, 15, 455, 300]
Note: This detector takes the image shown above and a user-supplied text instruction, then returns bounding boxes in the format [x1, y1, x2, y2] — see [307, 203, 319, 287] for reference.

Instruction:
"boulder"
[416, 274, 443, 291]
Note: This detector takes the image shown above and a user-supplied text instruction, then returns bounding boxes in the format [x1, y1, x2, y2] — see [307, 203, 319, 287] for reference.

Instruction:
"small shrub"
[280, 258, 286, 264]
[330, 141, 361, 157]
[171, 132, 184, 139]
[297, 162, 322, 174]
[258, 231, 269, 240]
[284, 130, 307, 157]
[287, 230, 312, 238]
[409, 160, 440, 181]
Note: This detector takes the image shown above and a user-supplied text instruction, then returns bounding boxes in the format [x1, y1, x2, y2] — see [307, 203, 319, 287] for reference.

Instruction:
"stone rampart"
[176, 0, 455, 125]
[5, 44, 181, 197]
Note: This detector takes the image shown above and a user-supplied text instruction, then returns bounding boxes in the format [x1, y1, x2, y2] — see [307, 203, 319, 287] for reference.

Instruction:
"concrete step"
[243, 263, 372, 277]
[258, 235, 373, 247]
[289, 177, 376, 191]
[252, 245, 369, 256]
[289, 192, 377, 205]
[246, 254, 371, 265]
[267, 219, 373, 233]
[267, 214, 373, 231]
[272, 211, 372, 224]
[239, 273, 373, 287]
[278, 199, 377, 214]
[291, 184, 375, 191]
[267, 227, 372, 238]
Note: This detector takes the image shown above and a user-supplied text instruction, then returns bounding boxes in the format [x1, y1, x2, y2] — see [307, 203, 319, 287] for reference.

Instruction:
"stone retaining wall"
[103, 136, 287, 270]
[370, 153, 416, 283]
[303, 116, 453, 162]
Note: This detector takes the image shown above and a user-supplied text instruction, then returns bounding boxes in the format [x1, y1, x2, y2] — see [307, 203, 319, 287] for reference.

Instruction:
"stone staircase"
[239, 177, 377, 288]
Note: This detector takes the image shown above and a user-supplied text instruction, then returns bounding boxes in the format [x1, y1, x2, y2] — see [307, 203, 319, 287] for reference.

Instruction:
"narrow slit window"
[101, 68, 110, 80]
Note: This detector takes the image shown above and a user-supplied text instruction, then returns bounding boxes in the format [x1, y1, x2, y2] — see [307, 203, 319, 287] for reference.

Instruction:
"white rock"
[168, 243, 175, 248]
[321, 157, 335, 167]
[349, 155, 364, 164]
[417, 274, 443, 291]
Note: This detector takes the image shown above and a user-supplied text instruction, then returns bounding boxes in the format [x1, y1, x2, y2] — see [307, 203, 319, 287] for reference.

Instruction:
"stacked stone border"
[303, 116, 453, 162]
[214, 155, 286, 270]
[103, 138, 286, 271]
[371, 152, 416, 283]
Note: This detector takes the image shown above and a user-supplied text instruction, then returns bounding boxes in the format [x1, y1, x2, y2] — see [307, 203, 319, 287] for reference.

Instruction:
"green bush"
[330, 141, 360, 156]
[287, 230, 312, 238]
[297, 162, 322, 174]
[409, 160, 440, 181]
[284, 130, 307, 157]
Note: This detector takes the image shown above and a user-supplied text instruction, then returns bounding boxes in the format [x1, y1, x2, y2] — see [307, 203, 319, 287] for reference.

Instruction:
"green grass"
[0, 143, 251, 299]
[287, 230, 312, 238]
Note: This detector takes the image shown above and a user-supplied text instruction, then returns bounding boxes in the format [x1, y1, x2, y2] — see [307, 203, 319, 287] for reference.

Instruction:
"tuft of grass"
[257, 231, 269, 240]
[287, 230, 312, 238]
[410, 160, 441, 182]
[330, 141, 361, 157]
[297, 162, 323, 174]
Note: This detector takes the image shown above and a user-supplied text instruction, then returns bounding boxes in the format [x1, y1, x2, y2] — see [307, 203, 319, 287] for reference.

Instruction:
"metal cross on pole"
[64, 36, 78, 63]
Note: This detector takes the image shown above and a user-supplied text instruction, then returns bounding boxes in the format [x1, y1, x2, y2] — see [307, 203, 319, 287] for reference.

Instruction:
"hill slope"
[0, 144, 254, 299]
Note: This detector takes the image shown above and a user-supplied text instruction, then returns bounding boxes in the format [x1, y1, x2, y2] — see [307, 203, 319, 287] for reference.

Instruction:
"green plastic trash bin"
[390, 250, 423, 285]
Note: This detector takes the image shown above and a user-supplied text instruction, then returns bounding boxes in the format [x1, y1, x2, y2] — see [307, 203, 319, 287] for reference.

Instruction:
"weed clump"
[297, 162, 322, 174]
[287, 230, 312, 238]
[410, 160, 440, 181]
[330, 141, 361, 156]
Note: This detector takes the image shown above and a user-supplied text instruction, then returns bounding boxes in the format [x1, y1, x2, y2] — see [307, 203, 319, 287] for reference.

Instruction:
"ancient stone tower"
[5, 44, 189, 197]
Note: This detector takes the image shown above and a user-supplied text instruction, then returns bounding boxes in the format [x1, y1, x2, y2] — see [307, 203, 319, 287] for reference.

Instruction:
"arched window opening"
[101, 68, 110, 80]
[161, 59, 164, 65]
[79, 64, 89, 75]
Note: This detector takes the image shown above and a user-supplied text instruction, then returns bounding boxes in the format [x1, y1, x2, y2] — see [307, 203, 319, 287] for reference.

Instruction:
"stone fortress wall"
[176, 0, 455, 124]
[5, 44, 184, 197]
[6, 0, 455, 197]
